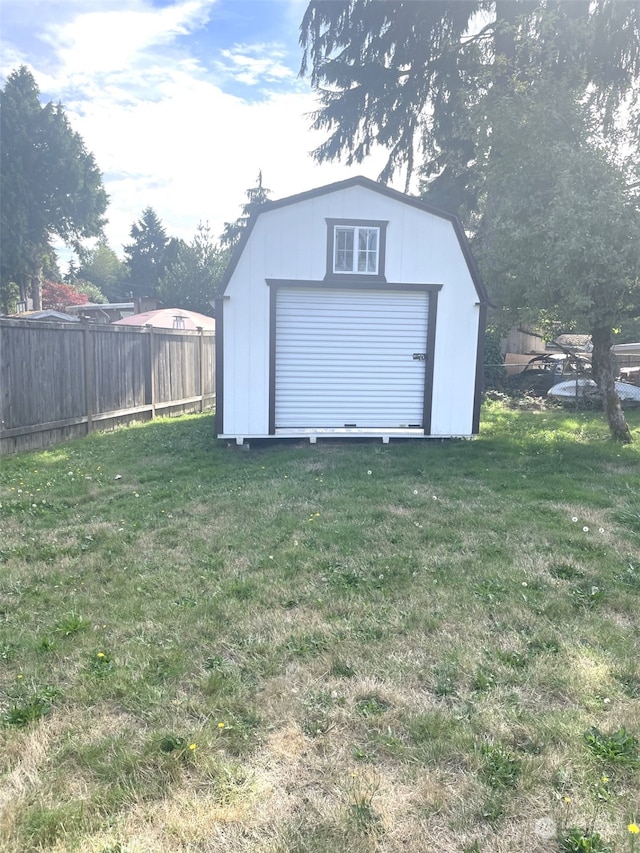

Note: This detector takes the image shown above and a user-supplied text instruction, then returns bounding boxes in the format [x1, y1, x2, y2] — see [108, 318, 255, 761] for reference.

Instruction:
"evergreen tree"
[159, 222, 225, 315]
[0, 66, 108, 311]
[220, 171, 272, 249]
[123, 208, 170, 297]
[300, 1, 639, 216]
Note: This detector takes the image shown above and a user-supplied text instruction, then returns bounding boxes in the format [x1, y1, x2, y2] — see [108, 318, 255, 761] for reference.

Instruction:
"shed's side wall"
[222, 185, 480, 437]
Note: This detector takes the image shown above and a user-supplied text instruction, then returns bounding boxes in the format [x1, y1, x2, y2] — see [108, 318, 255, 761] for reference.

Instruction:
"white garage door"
[275, 287, 429, 429]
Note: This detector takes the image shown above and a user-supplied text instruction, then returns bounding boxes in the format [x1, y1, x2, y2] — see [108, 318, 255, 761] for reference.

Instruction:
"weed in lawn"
[479, 743, 521, 790]
[37, 636, 56, 652]
[472, 666, 498, 692]
[283, 631, 330, 659]
[55, 611, 87, 636]
[559, 827, 614, 852]
[495, 649, 529, 669]
[330, 658, 356, 678]
[527, 635, 561, 655]
[474, 577, 508, 603]
[613, 563, 640, 591]
[571, 582, 606, 609]
[2, 686, 60, 727]
[0, 640, 14, 660]
[302, 689, 343, 738]
[584, 727, 639, 767]
[302, 706, 332, 738]
[88, 650, 114, 678]
[406, 710, 471, 765]
[550, 564, 586, 581]
[432, 660, 460, 696]
[355, 694, 391, 718]
[479, 795, 506, 823]
[204, 665, 242, 699]
[143, 651, 185, 685]
[158, 733, 188, 753]
[209, 707, 260, 755]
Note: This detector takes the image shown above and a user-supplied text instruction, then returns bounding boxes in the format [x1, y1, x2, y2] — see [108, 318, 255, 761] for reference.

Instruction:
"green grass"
[1, 401, 639, 852]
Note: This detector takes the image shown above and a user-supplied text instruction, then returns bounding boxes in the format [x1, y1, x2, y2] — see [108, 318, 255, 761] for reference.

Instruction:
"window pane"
[334, 228, 354, 271]
[357, 228, 378, 273]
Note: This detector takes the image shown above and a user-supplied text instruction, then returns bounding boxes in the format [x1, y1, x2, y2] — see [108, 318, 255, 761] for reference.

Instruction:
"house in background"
[215, 176, 489, 445]
[64, 297, 160, 324]
[11, 309, 80, 323]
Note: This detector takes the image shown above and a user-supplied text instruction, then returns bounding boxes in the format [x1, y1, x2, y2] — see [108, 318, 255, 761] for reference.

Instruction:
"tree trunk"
[591, 325, 632, 443]
[31, 265, 42, 311]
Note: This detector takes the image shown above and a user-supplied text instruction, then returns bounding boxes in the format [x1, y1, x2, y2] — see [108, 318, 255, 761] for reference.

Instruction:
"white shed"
[214, 176, 488, 444]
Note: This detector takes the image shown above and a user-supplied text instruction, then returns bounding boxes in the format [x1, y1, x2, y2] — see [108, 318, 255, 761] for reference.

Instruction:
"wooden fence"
[0, 318, 215, 455]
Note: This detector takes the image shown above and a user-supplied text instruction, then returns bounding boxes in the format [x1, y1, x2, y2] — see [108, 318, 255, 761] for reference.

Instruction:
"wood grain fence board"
[0, 318, 215, 454]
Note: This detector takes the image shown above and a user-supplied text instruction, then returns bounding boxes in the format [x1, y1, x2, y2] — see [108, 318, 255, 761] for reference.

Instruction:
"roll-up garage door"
[275, 287, 429, 429]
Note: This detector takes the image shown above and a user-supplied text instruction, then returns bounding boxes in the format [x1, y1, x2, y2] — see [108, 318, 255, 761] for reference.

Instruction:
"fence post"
[147, 324, 156, 419]
[0, 320, 5, 435]
[198, 326, 205, 413]
[83, 319, 94, 433]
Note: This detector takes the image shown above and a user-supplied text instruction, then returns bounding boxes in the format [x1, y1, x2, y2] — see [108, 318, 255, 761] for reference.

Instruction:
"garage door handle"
[413, 353, 426, 361]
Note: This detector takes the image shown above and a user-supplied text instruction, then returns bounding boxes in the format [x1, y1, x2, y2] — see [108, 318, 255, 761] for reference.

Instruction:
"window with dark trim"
[325, 219, 388, 281]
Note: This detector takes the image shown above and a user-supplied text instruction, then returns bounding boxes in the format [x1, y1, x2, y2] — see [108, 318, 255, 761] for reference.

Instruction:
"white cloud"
[41, 0, 215, 78]
[217, 43, 296, 86]
[65, 68, 392, 254]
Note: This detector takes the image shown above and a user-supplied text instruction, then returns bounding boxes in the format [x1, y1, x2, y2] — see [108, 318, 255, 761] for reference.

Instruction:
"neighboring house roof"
[113, 308, 216, 330]
[612, 342, 640, 354]
[8, 309, 81, 322]
[66, 302, 135, 312]
[219, 175, 490, 306]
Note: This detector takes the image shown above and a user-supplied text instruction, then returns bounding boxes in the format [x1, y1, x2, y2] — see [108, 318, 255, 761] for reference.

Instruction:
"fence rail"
[0, 318, 215, 455]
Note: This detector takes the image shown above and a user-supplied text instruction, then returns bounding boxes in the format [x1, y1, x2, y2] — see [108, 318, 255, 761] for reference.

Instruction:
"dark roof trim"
[219, 175, 490, 306]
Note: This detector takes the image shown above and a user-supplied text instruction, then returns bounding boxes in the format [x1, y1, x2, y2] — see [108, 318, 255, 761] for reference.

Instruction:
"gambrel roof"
[219, 175, 489, 305]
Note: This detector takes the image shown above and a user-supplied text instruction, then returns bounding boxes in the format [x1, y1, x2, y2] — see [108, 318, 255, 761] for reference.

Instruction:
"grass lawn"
[1, 400, 639, 853]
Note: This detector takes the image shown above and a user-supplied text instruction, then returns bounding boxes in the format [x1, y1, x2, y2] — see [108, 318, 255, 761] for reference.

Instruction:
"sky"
[0, 0, 401, 263]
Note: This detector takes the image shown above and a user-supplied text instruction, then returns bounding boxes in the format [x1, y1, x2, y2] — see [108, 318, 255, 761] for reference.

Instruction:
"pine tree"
[220, 171, 271, 249]
[123, 208, 170, 297]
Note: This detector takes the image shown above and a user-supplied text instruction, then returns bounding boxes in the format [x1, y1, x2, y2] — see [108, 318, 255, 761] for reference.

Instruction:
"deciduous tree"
[77, 240, 129, 302]
[477, 83, 640, 442]
[41, 281, 89, 312]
